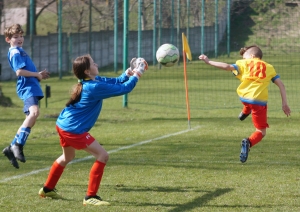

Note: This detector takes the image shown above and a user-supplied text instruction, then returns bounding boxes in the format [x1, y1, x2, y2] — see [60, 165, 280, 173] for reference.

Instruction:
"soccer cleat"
[240, 138, 250, 163]
[11, 143, 26, 162]
[83, 195, 110, 206]
[2, 146, 19, 169]
[39, 188, 63, 199]
[238, 112, 250, 121]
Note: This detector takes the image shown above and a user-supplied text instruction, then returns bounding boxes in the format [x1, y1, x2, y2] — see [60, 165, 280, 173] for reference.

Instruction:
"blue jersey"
[56, 73, 138, 134]
[7, 47, 44, 101]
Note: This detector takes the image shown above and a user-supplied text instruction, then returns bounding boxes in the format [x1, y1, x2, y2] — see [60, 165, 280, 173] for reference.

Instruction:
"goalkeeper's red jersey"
[232, 58, 279, 106]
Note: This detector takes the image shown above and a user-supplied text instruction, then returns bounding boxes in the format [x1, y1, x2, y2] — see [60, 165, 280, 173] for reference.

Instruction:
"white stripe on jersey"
[9, 48, 20, 61]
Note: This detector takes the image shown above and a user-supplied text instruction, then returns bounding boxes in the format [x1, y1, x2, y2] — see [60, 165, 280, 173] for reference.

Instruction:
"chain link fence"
[0, 0, 299, 112]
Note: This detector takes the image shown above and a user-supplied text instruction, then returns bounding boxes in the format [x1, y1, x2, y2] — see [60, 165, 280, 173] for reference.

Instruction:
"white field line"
[0, 126, 201, 183]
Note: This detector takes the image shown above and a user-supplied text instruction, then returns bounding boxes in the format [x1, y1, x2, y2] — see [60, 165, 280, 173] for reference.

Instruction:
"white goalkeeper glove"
[133, 58, 148, 79]
[125, 58, 137, 77]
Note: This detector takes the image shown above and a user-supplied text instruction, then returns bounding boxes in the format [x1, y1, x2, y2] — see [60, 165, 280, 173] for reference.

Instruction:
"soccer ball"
[156, 44, 180, 67]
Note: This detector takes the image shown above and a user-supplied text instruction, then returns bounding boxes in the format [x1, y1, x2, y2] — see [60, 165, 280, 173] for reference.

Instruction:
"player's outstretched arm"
[274, 78, 291, 116]
[198, 54, 235, 71]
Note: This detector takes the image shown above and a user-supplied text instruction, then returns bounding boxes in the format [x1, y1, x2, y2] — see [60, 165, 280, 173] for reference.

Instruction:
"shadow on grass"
[168, 188, 233, 212]
[116, 185, 211, 193]
[117, 186, 234, 210]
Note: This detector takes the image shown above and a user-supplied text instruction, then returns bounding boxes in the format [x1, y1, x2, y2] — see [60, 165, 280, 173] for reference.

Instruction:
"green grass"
[0, 61, 299, 212]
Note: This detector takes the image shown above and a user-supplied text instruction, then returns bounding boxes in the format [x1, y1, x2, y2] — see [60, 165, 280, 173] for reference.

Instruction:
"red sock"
[44, 161, 65, 190]
[249, 131, 263, 147]
[87, 161, 106, 197]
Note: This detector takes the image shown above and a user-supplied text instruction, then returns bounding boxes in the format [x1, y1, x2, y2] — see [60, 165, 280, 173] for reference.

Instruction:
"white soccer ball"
[156, 44, 180, 67]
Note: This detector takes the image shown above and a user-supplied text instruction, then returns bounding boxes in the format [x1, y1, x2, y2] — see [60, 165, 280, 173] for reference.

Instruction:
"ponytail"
[66, 54, 91, 106]
[66, 82, 83, 106]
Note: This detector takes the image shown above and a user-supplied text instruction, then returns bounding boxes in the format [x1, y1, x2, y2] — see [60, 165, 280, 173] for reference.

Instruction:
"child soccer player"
[38, 55, 148, 206]
[199, 45, 291, 163]
[2, 24, 50, 169]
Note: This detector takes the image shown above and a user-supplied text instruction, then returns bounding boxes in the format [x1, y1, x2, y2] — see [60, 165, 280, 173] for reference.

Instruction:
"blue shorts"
[23, 96, 39, 115]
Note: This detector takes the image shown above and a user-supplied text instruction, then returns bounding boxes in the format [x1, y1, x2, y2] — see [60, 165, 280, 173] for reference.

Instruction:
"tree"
[26, 0, 56, 35]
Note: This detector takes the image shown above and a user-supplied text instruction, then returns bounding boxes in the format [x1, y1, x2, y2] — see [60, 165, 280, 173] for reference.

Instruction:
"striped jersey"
[7, 47, 44, 101]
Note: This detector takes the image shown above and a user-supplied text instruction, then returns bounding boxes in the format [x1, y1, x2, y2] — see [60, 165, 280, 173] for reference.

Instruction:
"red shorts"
[242, 102, 269, 129]
[56, 125, 95, 150]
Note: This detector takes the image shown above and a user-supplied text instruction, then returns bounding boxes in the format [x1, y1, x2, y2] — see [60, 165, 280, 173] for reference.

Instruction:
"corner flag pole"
[182, 33, 192, 129]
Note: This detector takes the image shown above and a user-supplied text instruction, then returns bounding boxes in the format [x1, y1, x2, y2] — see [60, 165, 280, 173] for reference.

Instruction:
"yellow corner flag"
[181, 33, 191, 129]
[182, 33, 192, 61]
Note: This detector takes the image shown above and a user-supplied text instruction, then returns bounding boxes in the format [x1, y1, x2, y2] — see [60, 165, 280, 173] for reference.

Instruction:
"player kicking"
[199, 45, 291, 163]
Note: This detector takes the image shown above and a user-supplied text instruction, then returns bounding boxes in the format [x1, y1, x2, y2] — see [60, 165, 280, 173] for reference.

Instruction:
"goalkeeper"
[38, 55, 148, 206]
[199, 45, 291, 163]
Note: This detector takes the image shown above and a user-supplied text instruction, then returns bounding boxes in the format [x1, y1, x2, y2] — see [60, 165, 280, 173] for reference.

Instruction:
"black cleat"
[3, 146, 19, 169]
[11, 143, 26, 163]
[238, 112, 250, 121]
[240, 138, 250, 163]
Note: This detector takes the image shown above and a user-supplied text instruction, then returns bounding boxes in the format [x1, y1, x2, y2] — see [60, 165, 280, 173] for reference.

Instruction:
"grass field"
[0, 58, 299, 212]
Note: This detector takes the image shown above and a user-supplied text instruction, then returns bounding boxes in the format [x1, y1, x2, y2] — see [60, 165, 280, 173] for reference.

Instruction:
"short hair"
[239, 45, 263, 59]
[4, 24, 24, 39]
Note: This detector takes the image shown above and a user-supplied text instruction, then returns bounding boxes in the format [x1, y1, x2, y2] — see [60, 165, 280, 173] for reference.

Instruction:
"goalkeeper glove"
[133, 58, 148, 78]
[125, 58, 137, 77]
